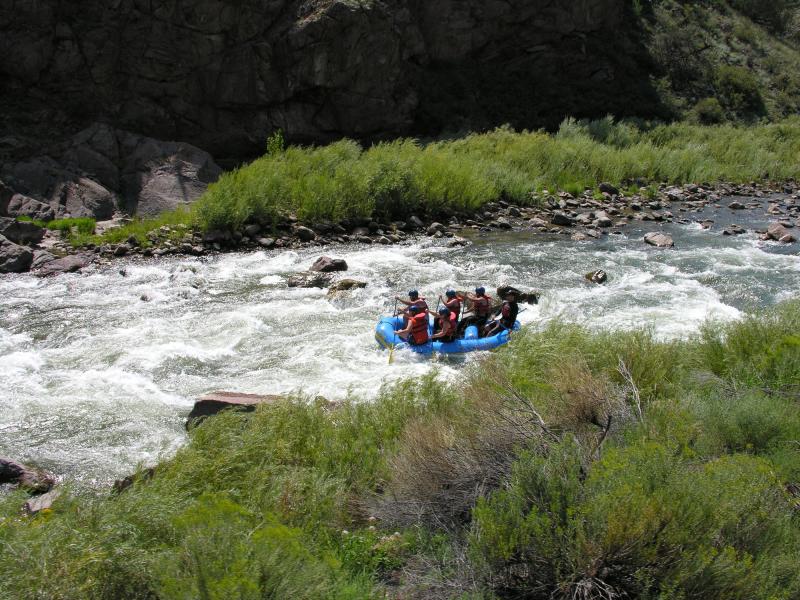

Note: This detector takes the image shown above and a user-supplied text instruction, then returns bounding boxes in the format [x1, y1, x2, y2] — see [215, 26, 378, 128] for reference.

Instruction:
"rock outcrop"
[644, 232, 674, 248]
[1, 124, 222, 220]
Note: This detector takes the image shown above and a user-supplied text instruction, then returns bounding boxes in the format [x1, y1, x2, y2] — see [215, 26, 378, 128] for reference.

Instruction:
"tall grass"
[2, 302, 799, 599]
[83, 118, 800, 245]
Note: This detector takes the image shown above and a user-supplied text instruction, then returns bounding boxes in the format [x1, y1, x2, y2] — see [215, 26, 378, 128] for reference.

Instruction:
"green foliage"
[47, 217, 96, 236]
[14, 215, 47, 227]
[716, 65, 766, 115]
[266, 129, 286, 156]
[3, 304, 800, 598]
[693, 97, 726, 124]
[730, 0, 790, 32]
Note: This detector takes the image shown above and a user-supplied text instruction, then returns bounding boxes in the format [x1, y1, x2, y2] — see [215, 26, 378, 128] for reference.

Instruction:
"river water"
[1, 197, 798, 485]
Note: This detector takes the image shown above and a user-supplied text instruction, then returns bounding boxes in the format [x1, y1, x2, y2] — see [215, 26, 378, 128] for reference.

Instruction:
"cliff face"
[0, 0, 661, 217]
[1, 0, 656, 155]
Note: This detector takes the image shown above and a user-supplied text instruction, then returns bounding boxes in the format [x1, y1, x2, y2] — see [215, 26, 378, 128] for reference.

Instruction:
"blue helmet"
[475, 286, 485, 295]
[408, 289, 419, 299]
[438, 306, 450, 316]
[409, 305, 421, 313]
[445, 290, 457, 298]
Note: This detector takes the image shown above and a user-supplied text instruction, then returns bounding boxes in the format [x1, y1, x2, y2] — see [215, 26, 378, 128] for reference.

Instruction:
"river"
[1, 196, 798, 486]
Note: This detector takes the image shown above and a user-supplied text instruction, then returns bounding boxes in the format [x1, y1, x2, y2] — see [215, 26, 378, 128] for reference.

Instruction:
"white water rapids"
[1, 199, 799, 486]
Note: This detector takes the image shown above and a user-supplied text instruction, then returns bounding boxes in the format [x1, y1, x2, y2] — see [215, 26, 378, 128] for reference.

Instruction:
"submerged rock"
[186, 391, 282, 428]
[644, 232, 674, 248]
[585, 269, 608, 284]
[287, 271, 334, 288]
[310, 256, 348, 272]
[496, 285, 540, 305]
[327, 278, 367, 295]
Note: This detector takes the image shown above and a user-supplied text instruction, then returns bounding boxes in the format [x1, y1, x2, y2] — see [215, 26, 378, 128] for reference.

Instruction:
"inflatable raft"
[375, 315, 520, 355]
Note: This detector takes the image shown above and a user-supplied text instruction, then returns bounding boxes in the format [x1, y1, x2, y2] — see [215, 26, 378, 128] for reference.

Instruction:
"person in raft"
[396, 305, 430, 346]
[439, 290, 463, 322]
[485, 291, 519, 337]
[460, 286, 493, 336]
[395, 290, 429, 322]
[432, 306, 458, 343]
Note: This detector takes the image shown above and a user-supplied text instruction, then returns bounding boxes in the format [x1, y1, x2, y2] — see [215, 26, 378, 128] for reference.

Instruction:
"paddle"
[388, 298, 398, 364]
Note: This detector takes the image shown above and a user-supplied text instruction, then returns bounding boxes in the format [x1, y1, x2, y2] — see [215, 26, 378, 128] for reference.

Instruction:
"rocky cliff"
[0, 0, 661, 218]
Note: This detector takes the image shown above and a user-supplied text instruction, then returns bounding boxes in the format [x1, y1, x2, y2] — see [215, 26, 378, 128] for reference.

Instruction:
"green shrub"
[693, 97, 726, 124]
[47, 217, 96, 236]
[716, 65, 766, 115]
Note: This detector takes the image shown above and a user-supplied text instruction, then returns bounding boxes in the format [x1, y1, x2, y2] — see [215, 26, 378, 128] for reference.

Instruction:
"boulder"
[594, 211, 612, 227]
[729, 201, 746, 210]
[599, 182, 619, 196]
[426, 222, 445, 235]
[327, 278, 367, 295]
[0, 217, 45, 245]
[34, 253, 93, 276]
[585, 269, 608, 284]
[310, 256, 348, 272]
[644, 232, 674, 248]
[24, 489, 61, 515]
[765, 222, 796, 243]
[186, 391, 282, 428]
[494, 217, 512, 229]
[294, 226, 316, 242]
[30, 249, 56, 269]
[551, 212, 575, 226]
[408, 216, 425, 229]
[287, 271, 333, 288]
[0, 234, 33, 273]
[257, 237, 276, 248]
[5, 194, 55, 221]
[0, 457, 55, 493]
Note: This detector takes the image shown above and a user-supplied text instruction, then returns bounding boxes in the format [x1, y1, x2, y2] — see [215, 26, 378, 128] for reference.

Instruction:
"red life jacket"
[410, 312, 429, 344]
[447, 311, 458, 336]
[445, 299, 461, 315]
[473, 294, 492, 317]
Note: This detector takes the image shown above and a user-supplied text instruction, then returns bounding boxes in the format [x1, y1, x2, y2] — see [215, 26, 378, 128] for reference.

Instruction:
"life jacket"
[501, 301, 519, 325]
[473, 294, 492, 317]
[410, 312, 429, 344]
[445, 298, 461, 316]
[447, 310, 458, 334]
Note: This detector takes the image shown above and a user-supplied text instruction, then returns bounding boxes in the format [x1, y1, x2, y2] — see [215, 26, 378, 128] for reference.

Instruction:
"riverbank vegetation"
[2, 301, 799, 599]
[87, 117, 800, 248]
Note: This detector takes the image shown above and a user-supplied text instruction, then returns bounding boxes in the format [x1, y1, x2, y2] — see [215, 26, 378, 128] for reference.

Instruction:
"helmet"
[475, 286, 485, 295]
[409, 305, 421, 313]
[408, 289, 419, 299]
[438, 307, 450, 316]
[445, 290, 457, 298]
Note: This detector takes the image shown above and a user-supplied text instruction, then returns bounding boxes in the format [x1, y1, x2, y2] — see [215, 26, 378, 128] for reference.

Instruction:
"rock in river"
[310, 256, 348, 272]
[287, 271, 334, 288]
[34, 253, 94, 277]
[186, 391, 282, 428]
[765, 222, 796, 243]
[585, 269, 608, 284]
[327, 278, 367, 295]
[644, 232, 674, 248]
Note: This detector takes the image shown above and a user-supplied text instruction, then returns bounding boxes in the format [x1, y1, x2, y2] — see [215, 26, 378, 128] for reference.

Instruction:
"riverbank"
[4, 118, 800, 276]
[2, 301, 799, 599]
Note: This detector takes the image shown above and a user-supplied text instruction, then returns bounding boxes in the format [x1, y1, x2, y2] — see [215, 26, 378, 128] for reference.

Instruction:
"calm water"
[1, 197, 798, 485]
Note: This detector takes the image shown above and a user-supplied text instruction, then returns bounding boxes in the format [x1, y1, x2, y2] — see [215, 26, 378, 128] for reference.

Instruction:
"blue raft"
[375, 315, 521, 355]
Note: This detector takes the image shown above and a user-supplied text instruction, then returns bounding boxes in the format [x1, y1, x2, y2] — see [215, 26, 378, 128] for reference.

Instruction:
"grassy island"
[2, 302, 799, 599]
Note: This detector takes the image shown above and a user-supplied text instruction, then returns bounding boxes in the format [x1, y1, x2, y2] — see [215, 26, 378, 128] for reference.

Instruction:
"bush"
[716, 65, 766, 115]
[730, 0, 789, 32]
[693, 97, 726, 124]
